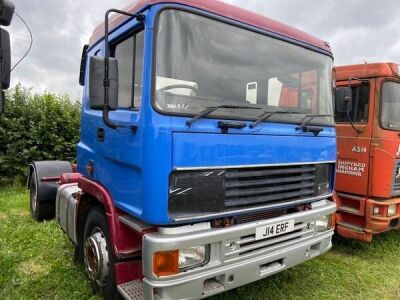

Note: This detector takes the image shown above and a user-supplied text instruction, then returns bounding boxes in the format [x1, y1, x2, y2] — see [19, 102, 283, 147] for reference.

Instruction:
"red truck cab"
[335, 63, 400, 241]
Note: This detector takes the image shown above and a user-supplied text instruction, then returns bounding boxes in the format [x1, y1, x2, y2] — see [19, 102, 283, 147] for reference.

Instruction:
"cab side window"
[335, 84, 370, 123]
[113, 30, 144, 109]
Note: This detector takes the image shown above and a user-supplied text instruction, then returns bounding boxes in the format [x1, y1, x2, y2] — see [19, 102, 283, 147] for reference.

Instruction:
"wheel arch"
[77, 177, 143, 260]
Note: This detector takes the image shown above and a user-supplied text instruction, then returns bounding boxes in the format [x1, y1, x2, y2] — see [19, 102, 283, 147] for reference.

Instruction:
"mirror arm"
[346, 98, 363, 134]
[103, 9, 144, 130]
[346, 77, 368, 134]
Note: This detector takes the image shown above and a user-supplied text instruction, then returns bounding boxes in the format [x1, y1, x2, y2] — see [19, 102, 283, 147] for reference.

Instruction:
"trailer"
[28, 0, 337, 299]
[335, 63, 400, 241]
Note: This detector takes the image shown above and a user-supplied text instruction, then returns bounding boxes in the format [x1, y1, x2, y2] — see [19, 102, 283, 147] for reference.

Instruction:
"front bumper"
[336, 196, 400, 241]
[142, 200, 336, 300]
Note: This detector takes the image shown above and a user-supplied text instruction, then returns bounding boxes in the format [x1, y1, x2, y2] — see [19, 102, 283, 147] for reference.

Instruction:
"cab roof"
[89, 0, 331, 54]
[335, 63, 400, 81]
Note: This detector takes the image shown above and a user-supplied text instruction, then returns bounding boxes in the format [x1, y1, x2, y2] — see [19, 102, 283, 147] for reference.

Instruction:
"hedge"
[0, 85, 81, 185]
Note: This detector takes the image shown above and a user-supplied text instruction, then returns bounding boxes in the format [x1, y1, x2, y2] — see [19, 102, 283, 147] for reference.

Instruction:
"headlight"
[179, 245, 209, 270]
[153, 245, 209, 277]
[169, 170, 225, 217]
[314, 164, 333, 196]
[373, 207, 380, 215]
[315, 214, 332, 232]
[388, 204, 397, 217]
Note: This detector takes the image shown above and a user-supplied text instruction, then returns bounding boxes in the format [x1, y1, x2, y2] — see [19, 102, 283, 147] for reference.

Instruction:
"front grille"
[169, 163, 332, 220]
[224, 165, 317, 208]
[235, 209, 285, 225]
[392, 161, 400, 196]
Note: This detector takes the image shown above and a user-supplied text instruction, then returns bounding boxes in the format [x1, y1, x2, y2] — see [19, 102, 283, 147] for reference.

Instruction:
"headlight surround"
[169, 170, 225, 217]
[388, 204, 397, 217]
[314, 164, 333, 196]
[315, 214, 332, 232]
[178, 245, 209, 271]
[153, 245, 210, 277]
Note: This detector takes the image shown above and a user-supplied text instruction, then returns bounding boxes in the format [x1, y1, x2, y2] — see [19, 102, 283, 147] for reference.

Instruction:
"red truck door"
[335, 80, 375, 197]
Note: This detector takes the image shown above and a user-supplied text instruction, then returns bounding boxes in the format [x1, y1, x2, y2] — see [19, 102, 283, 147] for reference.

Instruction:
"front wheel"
[83, 207, 118, 299]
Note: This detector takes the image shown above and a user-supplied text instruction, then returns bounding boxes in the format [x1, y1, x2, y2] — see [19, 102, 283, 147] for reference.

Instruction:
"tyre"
[30, 171, 55, 221]
[83, 206, 119, 300]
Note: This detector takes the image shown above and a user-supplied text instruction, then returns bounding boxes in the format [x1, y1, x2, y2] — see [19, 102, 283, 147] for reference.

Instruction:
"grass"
[1, 188, 400, 299]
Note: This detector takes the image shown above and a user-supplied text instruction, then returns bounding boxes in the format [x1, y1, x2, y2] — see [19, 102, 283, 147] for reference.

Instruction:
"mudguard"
[27, 161, 72, 203]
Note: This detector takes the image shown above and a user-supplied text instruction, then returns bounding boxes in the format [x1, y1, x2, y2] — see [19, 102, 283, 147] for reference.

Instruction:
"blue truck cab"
[29, 0, 337, 299]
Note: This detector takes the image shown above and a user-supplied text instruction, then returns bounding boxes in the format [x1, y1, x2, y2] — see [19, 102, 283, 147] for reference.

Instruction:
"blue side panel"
[172, 133, 336, 169]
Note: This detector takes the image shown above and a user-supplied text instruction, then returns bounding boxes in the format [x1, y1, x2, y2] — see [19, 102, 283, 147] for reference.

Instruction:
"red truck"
[335, 63, 400, 241]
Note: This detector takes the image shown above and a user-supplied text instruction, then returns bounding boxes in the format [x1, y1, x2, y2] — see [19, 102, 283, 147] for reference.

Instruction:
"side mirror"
[79, 44, 89, 86]
[335, 87, 352, 113]
[0, 28, 11, 89]
[89, 56, 118, 110]
[0, 91, 3, 114]
[0, 0, 14, 26]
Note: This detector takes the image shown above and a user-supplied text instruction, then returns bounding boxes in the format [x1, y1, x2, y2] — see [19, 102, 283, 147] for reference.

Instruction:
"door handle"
[97, 127, 105, 142]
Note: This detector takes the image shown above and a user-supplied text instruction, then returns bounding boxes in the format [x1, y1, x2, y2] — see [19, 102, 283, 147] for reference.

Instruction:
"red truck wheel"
[83, 206, 118, 299]
[29, 171, 55, 221]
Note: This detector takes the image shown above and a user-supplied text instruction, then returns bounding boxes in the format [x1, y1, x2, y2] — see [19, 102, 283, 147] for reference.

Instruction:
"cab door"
[335, 79, 375, 197]
[78, 27, 147, 215]
[96, 29, 146, 212]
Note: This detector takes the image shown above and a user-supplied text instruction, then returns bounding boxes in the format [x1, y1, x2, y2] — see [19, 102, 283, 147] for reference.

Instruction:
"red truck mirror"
[335, 86, 352, 113]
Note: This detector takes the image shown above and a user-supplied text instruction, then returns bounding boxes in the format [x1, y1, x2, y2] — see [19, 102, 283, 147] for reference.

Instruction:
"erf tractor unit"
[335, 63, 400, 241]
[28, 1, 337, 299]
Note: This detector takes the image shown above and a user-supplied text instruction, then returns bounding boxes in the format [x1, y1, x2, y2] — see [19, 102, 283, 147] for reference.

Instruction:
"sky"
[8, 0, 400, 98]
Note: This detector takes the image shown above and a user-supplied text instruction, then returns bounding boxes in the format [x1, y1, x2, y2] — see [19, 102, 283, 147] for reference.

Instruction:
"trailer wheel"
[30, 171, 55, 221]
[83, 207, 118, 299]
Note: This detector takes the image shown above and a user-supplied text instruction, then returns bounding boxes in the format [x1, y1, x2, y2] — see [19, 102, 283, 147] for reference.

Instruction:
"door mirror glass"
[89, 56, 118, 110]
[0, 28, 11, 89]
[0, 91, 3, 114]
[0, 0, 14, 26]
[79, 45, 89, 86]
[335, 87, 352, 113]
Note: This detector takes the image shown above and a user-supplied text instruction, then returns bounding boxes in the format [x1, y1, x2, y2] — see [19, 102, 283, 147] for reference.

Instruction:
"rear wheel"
[30, 172, 55, 221]
[83, 207, 118, 299]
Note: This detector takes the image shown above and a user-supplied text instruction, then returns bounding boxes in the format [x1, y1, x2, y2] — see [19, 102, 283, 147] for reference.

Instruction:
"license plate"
[255, 220, 295, 240]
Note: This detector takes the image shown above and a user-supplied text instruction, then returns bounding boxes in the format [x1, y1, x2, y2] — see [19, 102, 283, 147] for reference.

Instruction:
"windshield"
[154, 9, 334, 126]
[381, 81, 400, 130]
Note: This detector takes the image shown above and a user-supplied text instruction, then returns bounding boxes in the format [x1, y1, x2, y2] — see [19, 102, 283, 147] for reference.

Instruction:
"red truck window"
[335, 84, 369, 123]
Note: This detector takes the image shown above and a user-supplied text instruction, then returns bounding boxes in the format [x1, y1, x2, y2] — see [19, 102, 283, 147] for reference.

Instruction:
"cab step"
[202, 278, 224, 297]
[338, 206, 363, 216]
[336, 221, 364, 233]
[119, 215, 153, 233]
[117, 280, 143, 300]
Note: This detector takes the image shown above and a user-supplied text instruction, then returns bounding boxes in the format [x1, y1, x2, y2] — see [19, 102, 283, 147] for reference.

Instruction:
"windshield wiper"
[296, 114, 334, 135]
[186, 105, 262, 127]
[250, 110, 306, 129]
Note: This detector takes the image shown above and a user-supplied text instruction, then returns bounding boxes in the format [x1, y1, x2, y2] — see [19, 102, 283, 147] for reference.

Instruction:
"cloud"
[7, 0, 400, 96]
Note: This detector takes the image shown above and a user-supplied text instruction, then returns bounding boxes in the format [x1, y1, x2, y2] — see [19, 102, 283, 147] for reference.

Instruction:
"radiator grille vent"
[225, 165, 316, 208]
